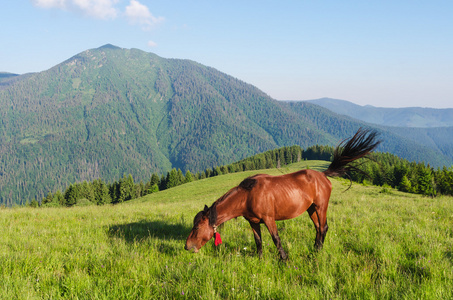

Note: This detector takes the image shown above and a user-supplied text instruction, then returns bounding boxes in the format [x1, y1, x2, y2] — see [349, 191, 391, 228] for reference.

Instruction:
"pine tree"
[184, 170, 194, 183]
[177, 169, 185, 184]
[220, 165, 228, 174]
[109, 181, 121, 204]
[417, 166, 436, 196]
[64, 184, 79, 206]
[93, 179, 112, 205]
[42, 192, 53, 206]
[166, 169, 177, 189]
[54, 190, 65, 206]
[398, 175, 412, 192]
[78, 181, 95, 203]
[150, 173, 160, 187]
[136, 180, 145, 198]
[119, 174, 135, 202]
[146, 172, 160, 194]
[149, 184, 159, 193]
[213, 166, 222, 176]
[159, 174, 167, 191]
[435, 167, 453, 196]
[29, 199, 39, 208]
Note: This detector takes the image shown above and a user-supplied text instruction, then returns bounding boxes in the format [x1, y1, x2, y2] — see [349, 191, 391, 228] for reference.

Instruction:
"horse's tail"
[323, 128, 381, 178]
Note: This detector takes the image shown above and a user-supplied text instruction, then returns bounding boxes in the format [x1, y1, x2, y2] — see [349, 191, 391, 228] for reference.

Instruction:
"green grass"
[1, 160, 452, 299]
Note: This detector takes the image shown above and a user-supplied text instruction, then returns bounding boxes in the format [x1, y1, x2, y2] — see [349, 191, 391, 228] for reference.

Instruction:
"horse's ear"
[203, 205, 209, 213]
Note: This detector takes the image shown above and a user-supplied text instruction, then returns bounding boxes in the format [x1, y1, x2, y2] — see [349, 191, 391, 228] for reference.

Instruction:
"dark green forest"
[29, 144, 453, 208]
[1, 45, 452, 206]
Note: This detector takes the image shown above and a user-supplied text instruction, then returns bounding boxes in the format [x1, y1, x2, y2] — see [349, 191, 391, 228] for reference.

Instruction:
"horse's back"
[241, 170, 332, 221]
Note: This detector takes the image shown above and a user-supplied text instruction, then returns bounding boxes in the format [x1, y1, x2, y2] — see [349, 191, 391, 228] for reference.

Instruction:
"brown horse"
[185, 128, 380, 259]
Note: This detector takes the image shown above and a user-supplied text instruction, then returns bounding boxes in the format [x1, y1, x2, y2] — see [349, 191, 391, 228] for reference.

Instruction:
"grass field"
[1, 160, 452, 299]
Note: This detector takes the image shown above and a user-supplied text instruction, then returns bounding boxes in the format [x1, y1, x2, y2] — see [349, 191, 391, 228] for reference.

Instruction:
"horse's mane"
[239, 176, 258, 190]
[213, 175, 257, 206]
[194, 175, 258, 227]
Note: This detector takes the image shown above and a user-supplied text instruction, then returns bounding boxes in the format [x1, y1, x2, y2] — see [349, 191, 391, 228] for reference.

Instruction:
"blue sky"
[1, 0, 452, 108]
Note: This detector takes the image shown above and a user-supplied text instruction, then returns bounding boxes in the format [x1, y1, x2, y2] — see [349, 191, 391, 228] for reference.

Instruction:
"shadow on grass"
[108, 220, 191, 244]
[342, 240, 375, 256]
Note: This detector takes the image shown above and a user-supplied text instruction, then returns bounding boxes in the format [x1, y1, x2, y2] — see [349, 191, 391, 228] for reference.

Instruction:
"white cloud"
[73, 0, 118, 19]
[125, 0, 164, 30]
[31, 0, 118, 20]
[147, 40, 157, 47]
[31, 0, 164, 29]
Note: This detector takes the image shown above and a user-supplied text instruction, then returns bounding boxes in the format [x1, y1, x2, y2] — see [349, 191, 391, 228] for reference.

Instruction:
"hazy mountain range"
[307, 98, 453, 128]
[0, 44, 451, 205]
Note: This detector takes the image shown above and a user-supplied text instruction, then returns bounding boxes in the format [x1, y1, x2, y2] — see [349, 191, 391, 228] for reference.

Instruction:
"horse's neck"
[215, 189, 245, 226]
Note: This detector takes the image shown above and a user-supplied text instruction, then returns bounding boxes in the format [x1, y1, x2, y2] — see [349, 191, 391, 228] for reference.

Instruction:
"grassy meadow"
[1, 160, 452, 299]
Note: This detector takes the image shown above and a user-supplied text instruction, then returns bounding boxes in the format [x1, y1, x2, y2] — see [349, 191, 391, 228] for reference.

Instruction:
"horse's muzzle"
[184, 243, 199, 253]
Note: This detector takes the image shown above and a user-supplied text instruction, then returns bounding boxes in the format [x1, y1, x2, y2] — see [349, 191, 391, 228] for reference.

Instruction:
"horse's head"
[185, 204, 217, 252]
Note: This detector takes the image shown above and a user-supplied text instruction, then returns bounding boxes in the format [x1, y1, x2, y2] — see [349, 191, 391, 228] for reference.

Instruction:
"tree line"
[298, 145, 453, 197]
[28, 144, 453, 208]
[349, 152, 453, 197]
[29, 145, 303, 207]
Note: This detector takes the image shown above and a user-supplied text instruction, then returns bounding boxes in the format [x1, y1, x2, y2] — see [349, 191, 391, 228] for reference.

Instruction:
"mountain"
[306, 98, 453, 128]
[0, 45, 451, 205]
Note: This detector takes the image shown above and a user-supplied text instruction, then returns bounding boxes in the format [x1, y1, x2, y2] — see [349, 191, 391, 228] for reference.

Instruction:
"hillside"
[1, 161, 452, 298]
[0, 45, 452, 205]
[306, 98, 453, 128]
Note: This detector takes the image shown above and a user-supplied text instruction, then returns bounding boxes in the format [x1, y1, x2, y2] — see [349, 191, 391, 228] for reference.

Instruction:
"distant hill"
[0, 72, 19, 82]
[306, 98, 453, 128]
[0, 45, 452, 205]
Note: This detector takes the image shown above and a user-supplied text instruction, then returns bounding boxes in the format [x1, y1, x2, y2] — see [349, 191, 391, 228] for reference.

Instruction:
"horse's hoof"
[280, 253, 288, 261]
[314, 242, 323, 251]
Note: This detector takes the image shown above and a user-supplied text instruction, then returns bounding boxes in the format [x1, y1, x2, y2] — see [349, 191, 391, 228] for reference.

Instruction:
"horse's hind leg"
[263, 218, 288, 260]
[248, 220, 263, 258]
[307, 204, 329, 250]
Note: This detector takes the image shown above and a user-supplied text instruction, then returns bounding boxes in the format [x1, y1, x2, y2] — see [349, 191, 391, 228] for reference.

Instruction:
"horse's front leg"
[248, 220, 262, 258]
[263, 218, 288, 260]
